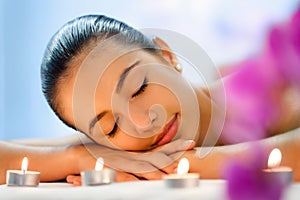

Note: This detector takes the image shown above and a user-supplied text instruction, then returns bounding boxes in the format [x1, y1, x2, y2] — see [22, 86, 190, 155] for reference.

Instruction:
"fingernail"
[74, 181, 81, 186]
[67, 176, 74, 181]
[180, 140, 195, 150]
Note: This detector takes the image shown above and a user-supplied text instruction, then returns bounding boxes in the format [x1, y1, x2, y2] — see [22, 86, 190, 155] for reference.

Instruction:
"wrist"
[66, 145, 82, 174]
[66, 144, 95, 173]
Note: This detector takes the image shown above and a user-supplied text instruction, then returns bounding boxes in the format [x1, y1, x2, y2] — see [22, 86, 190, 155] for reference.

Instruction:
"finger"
[115, 171, 139, 182]
[120, 158, 165, 174]
[73, 180, 82, 186]
[66, 175, 82, 186]
[156, 139, 195, 155]
[117, 154, 177, 178]
[134, 152, 177, 171]
[66, 175, 76, 183]
[133, 169, 166, 180]
[103, 152, 171, 174]
[169, 151, 186, 161]
[160, 161, 178, 174]
[86, 145, 178, 174]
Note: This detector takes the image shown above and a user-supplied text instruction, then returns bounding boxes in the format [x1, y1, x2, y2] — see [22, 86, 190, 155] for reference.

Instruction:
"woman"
[1, 13, 299, 185]
[41, 15, 211, 151]
[39, 13, 300, 185]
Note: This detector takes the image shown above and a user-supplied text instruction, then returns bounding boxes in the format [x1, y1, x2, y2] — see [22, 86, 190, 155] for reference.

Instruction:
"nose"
[128, 102, 155, 128]
[133, 109, 157, 133]
[133, 105, 166, 137]
[117, 104, 167, 138]
[149, 109, 157, 123]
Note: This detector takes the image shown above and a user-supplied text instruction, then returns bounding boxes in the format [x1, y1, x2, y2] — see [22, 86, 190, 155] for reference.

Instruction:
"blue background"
[0, 0, 298, 139]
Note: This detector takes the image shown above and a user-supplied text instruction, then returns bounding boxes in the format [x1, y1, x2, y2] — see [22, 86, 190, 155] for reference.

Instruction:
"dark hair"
[41, 15, 158, 130]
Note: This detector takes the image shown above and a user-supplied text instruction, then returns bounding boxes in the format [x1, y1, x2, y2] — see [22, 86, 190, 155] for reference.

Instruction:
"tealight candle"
[6, 157, 40, 187]
[163, 158, 199, 188]
[81, 157, 116, 186]
[262, 148, 293, 185]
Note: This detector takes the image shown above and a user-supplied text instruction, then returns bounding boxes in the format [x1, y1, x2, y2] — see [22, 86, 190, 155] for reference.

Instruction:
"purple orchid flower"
[223, 145, 285, 200]
[221, 8, 299, 200]
[266, 8, 300, 87]
[221, 8, 300, 144]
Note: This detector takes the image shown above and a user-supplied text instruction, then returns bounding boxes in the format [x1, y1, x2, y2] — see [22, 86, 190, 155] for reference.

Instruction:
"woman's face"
[58, 42, 199, 151]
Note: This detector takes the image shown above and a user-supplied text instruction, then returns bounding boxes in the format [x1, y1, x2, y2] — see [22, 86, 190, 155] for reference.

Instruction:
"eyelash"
[131, 77, 148, 98]
[107, 117, 119, 138]
[108, 78, 148, 137]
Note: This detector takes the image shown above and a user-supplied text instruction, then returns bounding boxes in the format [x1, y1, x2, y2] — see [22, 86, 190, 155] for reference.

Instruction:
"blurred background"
[0, 0, 298, 139]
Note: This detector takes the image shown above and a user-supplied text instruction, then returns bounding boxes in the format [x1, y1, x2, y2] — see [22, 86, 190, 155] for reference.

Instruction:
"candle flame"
[268, 148, 282, 168]
[177, 158, 189, 175]
[95, 157, 104, 171]
[21, 157, 28, 172]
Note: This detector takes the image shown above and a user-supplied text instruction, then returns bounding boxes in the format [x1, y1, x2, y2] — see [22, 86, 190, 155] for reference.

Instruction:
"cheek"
[128, 97, 152, 127]
[128, 85, 180, 127]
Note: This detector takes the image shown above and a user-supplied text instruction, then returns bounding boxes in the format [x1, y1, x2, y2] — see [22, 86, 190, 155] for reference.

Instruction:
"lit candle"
[81, 157, 116, 186]
[163, 158, 199, 188]
[6, 157, 40, 187]
[262, 148, 293, 185]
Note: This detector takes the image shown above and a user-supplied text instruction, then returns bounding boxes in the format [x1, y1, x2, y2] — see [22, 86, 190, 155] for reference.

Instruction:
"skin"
[2, 127, 299, 186]
[1, 38, 299, 186]
[2, 134, 197, 184]
[0, 139, 149, 184]
[184, 127, 300, 182]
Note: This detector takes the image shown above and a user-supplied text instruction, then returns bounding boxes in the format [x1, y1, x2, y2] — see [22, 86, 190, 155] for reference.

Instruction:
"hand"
[68, 139, 195, 184]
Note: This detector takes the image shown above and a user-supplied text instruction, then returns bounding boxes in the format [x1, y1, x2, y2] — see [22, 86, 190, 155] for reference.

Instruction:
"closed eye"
[107, 117, 119, 138]
[131, 77, 148, 98]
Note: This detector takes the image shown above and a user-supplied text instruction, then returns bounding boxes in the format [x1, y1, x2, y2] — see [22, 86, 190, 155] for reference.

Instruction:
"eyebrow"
[89, 111, 107, 134]
[116, 60, 140, 93]
[88, 60, 140, 134]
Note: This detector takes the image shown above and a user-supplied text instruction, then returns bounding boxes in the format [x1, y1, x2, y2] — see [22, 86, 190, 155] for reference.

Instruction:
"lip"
[153, 114, 179, 146]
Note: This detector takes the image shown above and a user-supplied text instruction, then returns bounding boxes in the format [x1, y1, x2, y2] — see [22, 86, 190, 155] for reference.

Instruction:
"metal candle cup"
[262, 167, 293, 185]
[6, 170, 40, 187]
[163, 173, 199, 188]
[81, 168, 116, 186]
[262, 148, 293, 185]
[81, 157, 115, 186]
[163, 158, 200, 188]
[6, 157, 40, 187]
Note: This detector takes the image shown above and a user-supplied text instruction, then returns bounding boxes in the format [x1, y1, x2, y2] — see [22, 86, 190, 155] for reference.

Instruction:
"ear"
[152, 37, 179, 66]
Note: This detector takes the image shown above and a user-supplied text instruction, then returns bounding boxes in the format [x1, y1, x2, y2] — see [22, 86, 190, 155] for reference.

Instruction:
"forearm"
[0, 141, 87, 184]
[269, 86, 300, 136]
[184, 128, 300, 181]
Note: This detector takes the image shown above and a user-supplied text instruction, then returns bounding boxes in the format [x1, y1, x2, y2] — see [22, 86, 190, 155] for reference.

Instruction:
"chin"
[117, 144, 152, 151]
